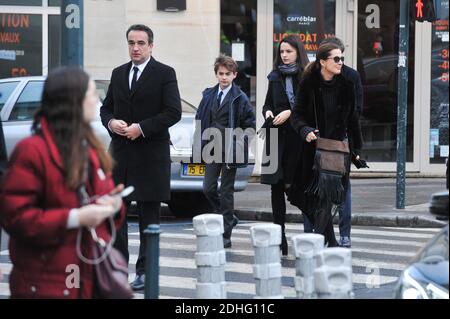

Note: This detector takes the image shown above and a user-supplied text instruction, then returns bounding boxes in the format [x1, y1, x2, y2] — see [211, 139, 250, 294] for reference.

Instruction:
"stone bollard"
[250, 224, 284, 299]
[314, 247, 354, 299]
[291, 234, 324, 299]
[193, 214, 227, 299]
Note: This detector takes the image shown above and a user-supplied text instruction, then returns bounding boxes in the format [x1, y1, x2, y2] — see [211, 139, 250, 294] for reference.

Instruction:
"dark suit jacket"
[100, 57, 182, 201]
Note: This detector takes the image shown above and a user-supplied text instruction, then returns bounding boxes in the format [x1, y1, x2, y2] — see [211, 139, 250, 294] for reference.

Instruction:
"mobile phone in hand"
[118, 186, 134, 198]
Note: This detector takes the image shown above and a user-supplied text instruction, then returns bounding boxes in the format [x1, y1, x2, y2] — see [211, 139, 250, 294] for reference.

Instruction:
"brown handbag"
[305, 96, 350, 205]
[77, 218, 133, 299]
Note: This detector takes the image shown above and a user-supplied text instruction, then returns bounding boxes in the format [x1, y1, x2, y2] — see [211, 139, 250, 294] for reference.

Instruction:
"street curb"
[235, 209, 447, 228]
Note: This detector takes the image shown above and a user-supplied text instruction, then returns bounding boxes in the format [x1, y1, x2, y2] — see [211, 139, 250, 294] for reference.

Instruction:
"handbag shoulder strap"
[313, 92, 318, 130]
[76, 217, 116, 265]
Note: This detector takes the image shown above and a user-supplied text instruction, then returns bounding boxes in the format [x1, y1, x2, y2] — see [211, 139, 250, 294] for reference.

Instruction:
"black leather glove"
[352, 152, 369, 169]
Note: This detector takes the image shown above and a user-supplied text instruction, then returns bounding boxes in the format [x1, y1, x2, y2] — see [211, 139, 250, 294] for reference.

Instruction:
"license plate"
[182, 164, 206, 176]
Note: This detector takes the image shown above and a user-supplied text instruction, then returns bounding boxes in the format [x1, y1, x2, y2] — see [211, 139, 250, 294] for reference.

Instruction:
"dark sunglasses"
[327, 56, 345, 63]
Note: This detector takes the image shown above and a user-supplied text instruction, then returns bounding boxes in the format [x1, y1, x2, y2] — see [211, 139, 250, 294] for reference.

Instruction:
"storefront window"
[0, 14, 42, 78]
[357, 0, 415, 162]
[429, 0, 449, 164]
[48, 15, 61, 71]
[274, 0, 336, 61]
[49, 0, 61, 6]
[220, 0, 257, 107]
[0, 0, 42, 5]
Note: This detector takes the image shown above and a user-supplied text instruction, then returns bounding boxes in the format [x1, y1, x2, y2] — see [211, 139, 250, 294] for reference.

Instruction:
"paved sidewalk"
[234, 178, 448, 228]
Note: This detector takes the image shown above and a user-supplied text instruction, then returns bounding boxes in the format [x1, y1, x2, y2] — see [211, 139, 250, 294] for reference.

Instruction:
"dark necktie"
[217, 90, 223, 107]
[131, 66, 139, 91]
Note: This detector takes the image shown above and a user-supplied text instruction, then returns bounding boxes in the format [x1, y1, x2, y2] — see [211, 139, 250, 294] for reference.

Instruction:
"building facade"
[0, 0, 448, 176]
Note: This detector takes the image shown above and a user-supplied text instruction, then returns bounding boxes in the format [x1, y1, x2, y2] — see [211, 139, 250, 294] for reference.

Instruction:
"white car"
[0, 76, 254, 217]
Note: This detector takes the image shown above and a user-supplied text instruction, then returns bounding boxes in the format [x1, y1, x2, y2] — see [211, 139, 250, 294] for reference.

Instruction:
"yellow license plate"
[182, 164, 205, 176]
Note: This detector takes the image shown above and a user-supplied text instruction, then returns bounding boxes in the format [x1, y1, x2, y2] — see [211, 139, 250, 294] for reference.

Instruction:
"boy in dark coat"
[194, 54, 255, 248]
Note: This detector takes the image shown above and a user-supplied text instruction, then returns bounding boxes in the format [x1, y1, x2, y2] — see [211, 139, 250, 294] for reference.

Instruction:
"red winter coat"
[0, 119, 125, 299]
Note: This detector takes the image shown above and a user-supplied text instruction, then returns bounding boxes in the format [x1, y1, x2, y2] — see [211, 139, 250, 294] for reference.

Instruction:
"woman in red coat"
[0, 67, 126, 298]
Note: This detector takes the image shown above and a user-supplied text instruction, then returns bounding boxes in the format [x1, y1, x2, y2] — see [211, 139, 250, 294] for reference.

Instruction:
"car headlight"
[397, 267, 449, 299]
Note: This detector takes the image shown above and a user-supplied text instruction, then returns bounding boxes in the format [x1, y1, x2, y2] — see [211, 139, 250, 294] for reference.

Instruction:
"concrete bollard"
[291, 234, 324, 299]
[314, 247, 354, 299]
[193, 214, 227, 299]
[250, 224, 283, 299]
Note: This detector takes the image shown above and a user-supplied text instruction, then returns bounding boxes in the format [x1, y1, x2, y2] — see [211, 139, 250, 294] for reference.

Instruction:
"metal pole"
[396, 0, 410, 209]
[144, 224, 160, 299]
[61, 0, 83, 67]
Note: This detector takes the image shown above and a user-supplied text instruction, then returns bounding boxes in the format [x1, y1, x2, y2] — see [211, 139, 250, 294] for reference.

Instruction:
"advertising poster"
[430, 0, 449, 163]
[0, 13, 42, 78]
[273, 0, 336, 61]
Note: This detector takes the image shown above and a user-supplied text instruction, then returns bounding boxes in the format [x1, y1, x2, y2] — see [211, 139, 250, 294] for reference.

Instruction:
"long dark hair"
[32, 67, 112, 190]
[274, 35, 309, 78]
[303, 42, 341, 78]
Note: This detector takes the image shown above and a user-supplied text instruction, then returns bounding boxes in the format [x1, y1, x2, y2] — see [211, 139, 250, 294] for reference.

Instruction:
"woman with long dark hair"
[260, 35, 309, 255]
[290, 42, 363, 247]
[0, 67, 126, 298]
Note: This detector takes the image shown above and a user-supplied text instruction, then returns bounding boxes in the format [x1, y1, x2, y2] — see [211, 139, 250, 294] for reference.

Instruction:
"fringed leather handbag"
[305, 137, 350, 204]
[305, 95, 350, 205]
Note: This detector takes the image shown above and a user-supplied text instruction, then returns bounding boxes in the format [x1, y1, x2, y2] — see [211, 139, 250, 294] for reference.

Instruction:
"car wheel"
[168, 192, 213, 218]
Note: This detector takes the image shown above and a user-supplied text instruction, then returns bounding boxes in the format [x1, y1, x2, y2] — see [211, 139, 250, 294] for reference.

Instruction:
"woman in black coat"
[290, 42, 363, 247]
[260, 35, 309, 255]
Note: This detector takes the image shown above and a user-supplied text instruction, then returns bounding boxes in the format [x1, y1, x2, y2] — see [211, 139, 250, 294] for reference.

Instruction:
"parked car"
[394, 191, 449, 299]
[394, 224, 449, 299]
[0, 76, 254, 217]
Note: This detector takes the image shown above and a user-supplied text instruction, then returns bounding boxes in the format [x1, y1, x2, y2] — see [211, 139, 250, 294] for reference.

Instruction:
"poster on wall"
[273, 0, 336, 61]
[0, 13, 42, 78]
[430, 0, 449, 163]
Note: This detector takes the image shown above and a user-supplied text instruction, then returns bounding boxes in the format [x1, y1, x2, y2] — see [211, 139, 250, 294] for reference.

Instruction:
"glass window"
[48, 15, 61, 71]
[220, 0, 257, 107]
[0, 0, 41, 5]
[429, 0, 449, 164]
[0, 14, 43, 78]
[274, 0, 336, 61]
[9, 81, 44, 121]
[357, 0, 415, 162]
[49, 0, 61, 6]
[0, 81, 20, 113]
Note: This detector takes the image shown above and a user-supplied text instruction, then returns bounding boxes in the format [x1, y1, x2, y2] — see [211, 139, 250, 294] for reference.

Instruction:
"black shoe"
[223, 238, 232, 248]
[130, 274, 145, 291]
[280, 233, 288, 256]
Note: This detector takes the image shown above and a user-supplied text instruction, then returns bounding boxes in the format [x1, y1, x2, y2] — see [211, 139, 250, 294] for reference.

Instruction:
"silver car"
[0, 76, 254, 217]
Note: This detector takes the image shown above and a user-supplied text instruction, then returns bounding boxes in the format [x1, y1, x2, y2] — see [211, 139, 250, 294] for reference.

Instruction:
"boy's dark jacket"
[193, 83, 256, 168]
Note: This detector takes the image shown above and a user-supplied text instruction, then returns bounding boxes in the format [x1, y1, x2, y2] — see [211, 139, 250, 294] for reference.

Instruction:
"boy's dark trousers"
[203, 162, 238, 239]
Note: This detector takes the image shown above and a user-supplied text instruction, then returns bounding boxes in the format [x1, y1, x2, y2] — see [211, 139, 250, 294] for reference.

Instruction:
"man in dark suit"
[100, 24, 181, 290]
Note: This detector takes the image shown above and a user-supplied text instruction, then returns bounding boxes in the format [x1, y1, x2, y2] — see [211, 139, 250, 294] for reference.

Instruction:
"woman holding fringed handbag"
[260, 35, 309, 256]
[289, 42, 363, 247]
[0, 67, 127, 298]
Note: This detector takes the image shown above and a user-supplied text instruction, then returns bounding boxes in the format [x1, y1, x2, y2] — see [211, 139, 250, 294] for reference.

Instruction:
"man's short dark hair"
[214, 54, 238, 74]
[126, 24, 154, 44]
[320, 37, 345, 53]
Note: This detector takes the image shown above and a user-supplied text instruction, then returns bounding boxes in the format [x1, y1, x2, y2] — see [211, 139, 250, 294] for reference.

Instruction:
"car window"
[94, 80, 109, 103]
[0, 81, 20, 113]
[9, 81, 44, 121]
